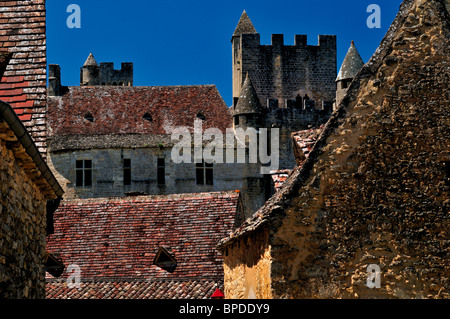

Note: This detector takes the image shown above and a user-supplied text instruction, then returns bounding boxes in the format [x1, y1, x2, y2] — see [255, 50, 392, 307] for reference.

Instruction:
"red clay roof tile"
[47, 85, 232, 137]
[45, 191, 241, 298]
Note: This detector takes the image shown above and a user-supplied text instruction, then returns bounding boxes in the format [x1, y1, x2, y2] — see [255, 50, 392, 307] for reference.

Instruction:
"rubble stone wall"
[0, 132, 47, 299]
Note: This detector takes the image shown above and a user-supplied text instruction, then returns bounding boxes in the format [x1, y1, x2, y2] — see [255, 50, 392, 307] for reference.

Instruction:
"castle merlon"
[239, 33, 336, 49]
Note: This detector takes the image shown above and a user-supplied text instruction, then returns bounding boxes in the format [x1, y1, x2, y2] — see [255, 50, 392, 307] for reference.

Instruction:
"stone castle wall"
[233, 34, 337, 108]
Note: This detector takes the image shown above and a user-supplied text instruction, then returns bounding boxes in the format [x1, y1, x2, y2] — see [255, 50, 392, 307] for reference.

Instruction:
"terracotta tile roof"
[46, 279, 223, 299]
[292, 126, 323, 166]
[47, 85, 232, 138]
[0, 0, 48, 155]
[270, 169, 292, 192]
[45, 191, 242, 298]
[269, 127, 323, 192]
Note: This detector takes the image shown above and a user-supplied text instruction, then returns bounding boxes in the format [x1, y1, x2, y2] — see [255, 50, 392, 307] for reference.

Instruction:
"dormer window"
[143, 112, 153, 122]
[44, 252, 65, 278]
[84, 112, 94, 122]
[153, 247, 177, 273]
[196, 111, 206, 121]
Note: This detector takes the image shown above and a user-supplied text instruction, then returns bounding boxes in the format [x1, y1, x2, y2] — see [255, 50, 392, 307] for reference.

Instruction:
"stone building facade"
[232, 11, 337, 108]
[47, 73, 270, 217]
[0, 99, 63, 299]
[219, 0, 450, 299]
[0, 0, 64, 299]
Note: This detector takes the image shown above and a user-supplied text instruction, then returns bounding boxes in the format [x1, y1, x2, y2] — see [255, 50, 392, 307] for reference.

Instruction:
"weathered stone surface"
[0, 133, 47, 299]
[223, 228, 272, 299]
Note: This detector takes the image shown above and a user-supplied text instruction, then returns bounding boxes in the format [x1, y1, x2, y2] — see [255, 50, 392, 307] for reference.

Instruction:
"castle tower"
[233, 73, 264, 130]
[232, 10, 258, 107]
[231, 11, 336, 108]
[80, 53, 99, 86]
[335, 41, 364, 108]
[80, 53, 134, 86]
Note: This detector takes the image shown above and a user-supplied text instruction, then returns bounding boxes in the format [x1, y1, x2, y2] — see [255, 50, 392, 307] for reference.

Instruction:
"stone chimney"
[48, 64, 61, 96]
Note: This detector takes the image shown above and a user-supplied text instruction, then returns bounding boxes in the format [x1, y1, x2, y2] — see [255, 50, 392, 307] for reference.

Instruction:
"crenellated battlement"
[232, 12, 337, 109]
[238, 33, 336, 49]
[80, 53, 134, 87]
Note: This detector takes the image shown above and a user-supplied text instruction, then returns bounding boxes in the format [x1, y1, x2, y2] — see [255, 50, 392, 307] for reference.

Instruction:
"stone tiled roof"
[47, 85, 232, 142]
[83, 53, 98, 67]
[269, 127, 323, 192]
[45, 191, 242, 298]
[234, 74, 264, 115]
[336, 41, 364, 81]
[292, 127, 323, 166]
[46, 278, 223, 299]
[0, 0, 48, 156]
[232, 10, 257, 38]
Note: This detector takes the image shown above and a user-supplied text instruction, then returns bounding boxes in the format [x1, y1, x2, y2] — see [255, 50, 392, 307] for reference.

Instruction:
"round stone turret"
[233, 74, 264, 129]
[335, 41, 364, 107]
[80, 53, 99, 86]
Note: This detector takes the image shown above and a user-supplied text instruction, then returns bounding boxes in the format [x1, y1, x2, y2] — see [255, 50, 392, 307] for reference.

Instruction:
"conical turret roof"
[83, 53, 98, 67]
[234, 74, 264, 115]
[232, 10, 257, 37]
[336, 41, 364, 81]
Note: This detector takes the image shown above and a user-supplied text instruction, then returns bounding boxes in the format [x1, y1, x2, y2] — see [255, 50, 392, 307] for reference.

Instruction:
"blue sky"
[47, 0, 403, 106]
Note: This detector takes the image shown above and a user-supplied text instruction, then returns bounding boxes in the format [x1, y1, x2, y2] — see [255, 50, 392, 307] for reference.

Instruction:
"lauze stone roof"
[46, 191, 241, 299]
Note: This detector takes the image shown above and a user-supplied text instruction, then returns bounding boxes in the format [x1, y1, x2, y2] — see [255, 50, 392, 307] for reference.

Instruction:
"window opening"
[196, 111, 206, 121]
[196, 160, 213, 185]
[154, 247, 177, 272]
[124, 158, 131, 186]
[84, 112, 94, 122]
[143, 112, 153, 122]
[76, 159, 92, 187]
[157, 157, 165, 185]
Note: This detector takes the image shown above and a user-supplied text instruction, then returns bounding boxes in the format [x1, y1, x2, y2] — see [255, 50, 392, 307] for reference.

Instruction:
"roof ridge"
[46, 276, 224, 283]
[60, 190, 240, 205]
[64, 84, 218, 89]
